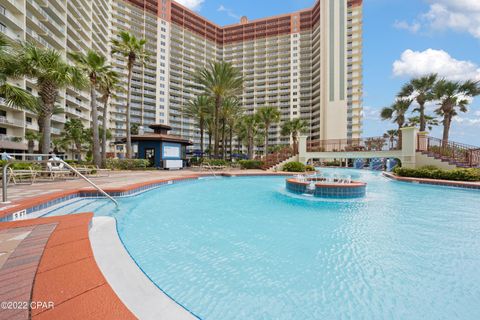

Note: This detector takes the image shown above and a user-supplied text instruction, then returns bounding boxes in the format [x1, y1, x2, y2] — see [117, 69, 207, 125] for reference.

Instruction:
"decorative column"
[298, 135, 308, 164]
[400, 127, 418, 168]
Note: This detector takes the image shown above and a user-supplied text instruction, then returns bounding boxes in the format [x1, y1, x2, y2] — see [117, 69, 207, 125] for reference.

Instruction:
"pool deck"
[0, 169, 292, 319]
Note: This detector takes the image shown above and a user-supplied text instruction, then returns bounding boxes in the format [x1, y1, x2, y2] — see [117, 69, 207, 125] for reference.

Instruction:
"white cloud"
[393, 49, 480, 81]
[393, 20, 421, 33]
[218, 5, 240, 20]
[394, 1, 480, 39]
[176, 0, 204, 11]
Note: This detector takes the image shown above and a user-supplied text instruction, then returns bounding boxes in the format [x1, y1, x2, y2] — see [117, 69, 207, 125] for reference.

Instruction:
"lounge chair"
[7, 167, 38, 185]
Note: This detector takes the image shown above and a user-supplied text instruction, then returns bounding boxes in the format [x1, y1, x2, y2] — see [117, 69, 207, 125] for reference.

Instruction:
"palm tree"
[380, 99, 412, 146]
[222, 99, 243, 159]
[111, 31, 149, 158]
[238, 115, 260, 159]
[63, 118, 87, 160]
[398, 74, 437, 132]
[194, 61, 243, 157]
[25, 130, 39, 154]
[256, 106, 281, 157]
[70, 50, 112, 167]
[98, 70, 121, 165]
[0, 35, 37, 111]
[433, 79, 480, 142]
[12, 43, 87, 154]
[183, 95, 211, 158]
[219, 97, 240, 159]
[281, 118, 308, 153]
[383, 129, 398, 150]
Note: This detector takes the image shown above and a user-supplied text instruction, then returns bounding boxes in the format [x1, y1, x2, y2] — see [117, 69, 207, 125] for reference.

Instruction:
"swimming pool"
[45, 169, 480, 319]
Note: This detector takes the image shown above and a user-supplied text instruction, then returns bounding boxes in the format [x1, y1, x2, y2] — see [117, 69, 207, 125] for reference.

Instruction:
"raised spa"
[286, 175, 367, 198]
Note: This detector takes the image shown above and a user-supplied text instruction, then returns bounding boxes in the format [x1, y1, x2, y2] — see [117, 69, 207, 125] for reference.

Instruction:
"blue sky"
[177, 0, 480, 145]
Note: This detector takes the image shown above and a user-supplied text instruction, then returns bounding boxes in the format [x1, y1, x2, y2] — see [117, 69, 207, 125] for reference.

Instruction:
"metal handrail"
[1, 153, 118, 207]
[417, 136, 480, 168]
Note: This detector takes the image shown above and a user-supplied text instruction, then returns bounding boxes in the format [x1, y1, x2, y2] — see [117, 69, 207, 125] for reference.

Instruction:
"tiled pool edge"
[89, 216, 198, 320]
[382, 172, 480, 189]
[0, 172, 298, 222]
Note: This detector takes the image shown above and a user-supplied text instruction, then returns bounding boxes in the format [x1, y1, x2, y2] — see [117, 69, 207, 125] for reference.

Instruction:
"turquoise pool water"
[46, 169, 480, 319]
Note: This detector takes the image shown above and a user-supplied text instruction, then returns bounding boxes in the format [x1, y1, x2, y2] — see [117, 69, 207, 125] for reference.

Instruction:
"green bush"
[203, 159, 229, 167]
[393, 167, 480, 182]
[105, 159, 151, 170]
[283, 161, 306, 172]
[238, 160, 264, 169]
[322, 160, 341, 167]
[420, 165, 438, 171]
[0, 160, 41, 170]
[305, 165, 316, 172]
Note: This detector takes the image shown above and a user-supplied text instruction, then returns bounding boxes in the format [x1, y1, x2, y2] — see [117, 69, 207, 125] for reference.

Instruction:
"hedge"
[283, 161, 306, 172]
[0, 161, 41, 170]
[238, 160, 264, 169]
[393, 166, 480, 182]
[105, 159, 151, 170]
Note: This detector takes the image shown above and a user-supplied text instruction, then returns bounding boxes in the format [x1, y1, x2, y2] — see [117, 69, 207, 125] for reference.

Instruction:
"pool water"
[46, 169, 480, 320]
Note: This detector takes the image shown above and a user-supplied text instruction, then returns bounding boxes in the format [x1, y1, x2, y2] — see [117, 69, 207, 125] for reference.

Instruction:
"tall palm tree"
[380, 99, 412, 146]
[219, 97, 240, 159]
[0, 35, 37, 111]
[62, 118, 87, 160]
[12, 43, 87, 154]
[98, 70, 121, 165]
[256, 106, 281, 157]
[433, 79, 480, 142]
[238, 114, 260, 159]
[111, 31, 149, 158]
[281, 118, 308, 153]
[183, 95, 211, 158]
[398, 74, 437, 132]
[70, 50, 112, 167]
[223, 99, 243, 159]
[194, 61, 243, 157]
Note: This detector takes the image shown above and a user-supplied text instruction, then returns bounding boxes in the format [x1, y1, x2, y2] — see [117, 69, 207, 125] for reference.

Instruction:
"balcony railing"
[307, 136, 399, 153]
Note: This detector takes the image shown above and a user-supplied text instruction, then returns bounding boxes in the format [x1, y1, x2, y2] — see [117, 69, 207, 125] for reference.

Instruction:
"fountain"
[286, 172, 366, 198]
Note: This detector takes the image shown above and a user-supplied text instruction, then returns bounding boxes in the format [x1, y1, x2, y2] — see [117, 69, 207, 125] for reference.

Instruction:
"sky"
[176, 0, 480, 145]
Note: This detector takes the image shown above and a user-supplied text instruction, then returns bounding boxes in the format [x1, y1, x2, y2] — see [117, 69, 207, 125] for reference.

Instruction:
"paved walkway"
[0, 213, 135, 320]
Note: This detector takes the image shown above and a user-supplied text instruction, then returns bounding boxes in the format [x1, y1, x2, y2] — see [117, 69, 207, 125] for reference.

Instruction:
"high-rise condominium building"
[0, 0, 362, 155]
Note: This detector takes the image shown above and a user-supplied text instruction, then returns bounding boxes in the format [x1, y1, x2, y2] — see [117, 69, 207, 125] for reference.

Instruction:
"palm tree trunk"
[419, 103, 426, 132]
[28, 141, 34, 154]
[442, 116, 451, 142]
[229, 127, 233, 161]
[90, 83, 101, 167]
[208, 131, 212, 157]
[200, 121, 204, 159]
[292, 133, 298, 154]
[101, 97, 108, 166]
[214, 96, 221, 158]
[264, 124, 269, 157]
[397, 127, 403, 148]
[41, 113, 52, 155]
[126, 62, 133, 158]
[221, 120, 226, 160]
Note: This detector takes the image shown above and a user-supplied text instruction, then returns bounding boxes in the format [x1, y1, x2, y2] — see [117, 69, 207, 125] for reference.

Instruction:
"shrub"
[420, 165, 438, 171]
[238, 160, 264, 169]
[0, 161, 41, 170]
[203, 159, 229, 167]
[322, 160, 341, 167]
[105, 159, 150, 170]
[283, 161, 306, 172]
[305, 165, 316, 172]
[393, 167, 480, 182]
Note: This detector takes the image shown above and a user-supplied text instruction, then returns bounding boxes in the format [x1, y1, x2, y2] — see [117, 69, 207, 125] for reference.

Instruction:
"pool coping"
[382, 172, 480, 189]
[89, 216, 198, 320]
